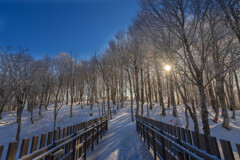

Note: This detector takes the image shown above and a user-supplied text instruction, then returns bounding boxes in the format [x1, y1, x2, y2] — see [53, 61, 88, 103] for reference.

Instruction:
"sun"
[164, 65, 171, 71]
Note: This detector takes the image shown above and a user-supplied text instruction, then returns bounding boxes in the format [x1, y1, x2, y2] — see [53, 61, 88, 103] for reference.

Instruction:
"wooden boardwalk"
[87, 107, 154, 160]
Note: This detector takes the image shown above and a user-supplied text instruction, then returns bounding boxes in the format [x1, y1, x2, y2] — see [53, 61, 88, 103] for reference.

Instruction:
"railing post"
[103, 121, 105, 136]
[91, 128, 94, 151]
[147, 127, 150, 149]
[71, 133, 77, 160]
[176, 138, 184, 160]
[101, 121, 103, 139]
[84, 132, 87, 160]
[160, 130, 166, 160]
[143, 124, 145, 143]
[97, 124, 99, 144]
[152, 128, 156, 159]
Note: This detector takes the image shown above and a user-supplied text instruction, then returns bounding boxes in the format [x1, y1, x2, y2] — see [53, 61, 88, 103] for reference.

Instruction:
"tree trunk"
[154, 85, 158, 103]
[191, 99, 199, 132]
[101, 89, 104, 116]
[16, 104, 23, 141]
[120, 74, 124, 108]
[70, 80, 74, 117]
[116, 82, 119, 110]
[70, 93, 73, 117]
[216, 76, 230, 129]
[87, 96, 89, 106]
[140, 68, 144, 116]
[80, 96, 83, 108]
[156, 67, 166, 116]
[90, 89, 94, 110]
[166, 75, 170, 108]
[127, 70, 134, 122]
[233, 70, 240, 104]
[147, 71, 153, 111]
[176, 91, 180, 105]
[66, 86, 69, 105]
[198, 81, 210, 135]
[145, 80, 149, 118]
[45, 92, 51, 110]
[174, 74, 199, 133]
[229, 72, 236, 119]
[53, 113, 57, 140]
[53, 80, 62, 135]
[28, 96, 34, 124]
[107, 86, 112, 120]
[39, 92, 44, 119]
[98, 103, 101, 117]
[169, 73, 177, 117]
[206, 75, 218, 123]
[30, 106, 34, 124]
[224, 87, 231, 111]
[134, 66, 140, 117]
[185, 106, 189, 129]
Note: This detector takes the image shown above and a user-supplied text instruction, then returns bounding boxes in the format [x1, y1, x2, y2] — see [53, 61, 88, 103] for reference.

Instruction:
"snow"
[87, 104, 154, 160]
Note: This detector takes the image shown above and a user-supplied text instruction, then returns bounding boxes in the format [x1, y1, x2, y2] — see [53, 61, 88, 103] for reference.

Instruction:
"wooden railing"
[0, 117, 108, 160]
[136, 116, 240, 160]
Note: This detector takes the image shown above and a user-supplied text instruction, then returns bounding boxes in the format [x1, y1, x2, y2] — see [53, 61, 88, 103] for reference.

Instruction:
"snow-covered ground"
[87, 104, 154, 160]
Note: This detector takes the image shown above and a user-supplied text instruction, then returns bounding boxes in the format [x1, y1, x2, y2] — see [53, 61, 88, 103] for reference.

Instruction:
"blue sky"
[0, 0, 138, 59]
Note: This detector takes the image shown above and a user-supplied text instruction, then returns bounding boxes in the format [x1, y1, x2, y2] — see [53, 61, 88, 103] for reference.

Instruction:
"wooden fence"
[136, 116, 240, 160]
[0, 117, 108, 160]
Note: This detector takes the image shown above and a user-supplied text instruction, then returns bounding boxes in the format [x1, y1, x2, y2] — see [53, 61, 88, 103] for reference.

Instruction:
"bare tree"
[10, 49, 34, 141]
[217, 0, 240, 42]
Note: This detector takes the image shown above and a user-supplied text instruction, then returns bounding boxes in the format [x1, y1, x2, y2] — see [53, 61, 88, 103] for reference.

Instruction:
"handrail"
[136, 117, 220, 160]
[20, 119, 107, 160]
[33, 125, 95, 159]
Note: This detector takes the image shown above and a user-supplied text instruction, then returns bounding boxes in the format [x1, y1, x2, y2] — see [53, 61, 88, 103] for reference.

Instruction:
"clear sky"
[0, 0, 138, 59]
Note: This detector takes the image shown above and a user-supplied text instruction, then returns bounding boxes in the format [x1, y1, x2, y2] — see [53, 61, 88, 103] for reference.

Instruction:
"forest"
[0, 0, 240, 142]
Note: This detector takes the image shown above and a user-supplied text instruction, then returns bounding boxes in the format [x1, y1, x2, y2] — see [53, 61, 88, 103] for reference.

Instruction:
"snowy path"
[87, 107, 154, 160]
